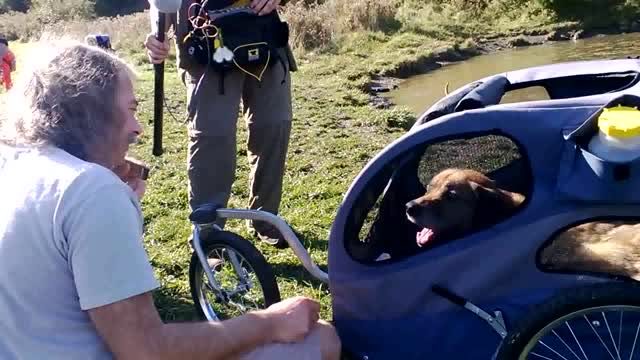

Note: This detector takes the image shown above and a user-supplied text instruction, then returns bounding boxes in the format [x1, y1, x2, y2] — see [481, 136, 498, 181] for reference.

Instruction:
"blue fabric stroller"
[328, 58, 640, 359]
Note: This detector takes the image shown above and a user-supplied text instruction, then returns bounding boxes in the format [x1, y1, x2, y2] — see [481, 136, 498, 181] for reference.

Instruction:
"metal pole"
[152, 13, 166, 156]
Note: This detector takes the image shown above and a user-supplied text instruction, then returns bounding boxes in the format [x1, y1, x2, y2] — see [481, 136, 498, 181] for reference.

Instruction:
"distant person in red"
[0, 38, 16, 91]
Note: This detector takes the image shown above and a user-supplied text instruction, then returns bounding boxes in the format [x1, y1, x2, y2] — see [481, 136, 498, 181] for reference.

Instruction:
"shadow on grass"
[260, 229, 331, 288]
[153, 286, 198, 323]
[298, 231, 329, 252]
[247, 228, 330, 253]
[271, 261, 329, 290]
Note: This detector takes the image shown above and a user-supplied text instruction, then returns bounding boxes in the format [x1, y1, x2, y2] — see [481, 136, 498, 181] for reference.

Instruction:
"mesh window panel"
[351, 134, 528, 263]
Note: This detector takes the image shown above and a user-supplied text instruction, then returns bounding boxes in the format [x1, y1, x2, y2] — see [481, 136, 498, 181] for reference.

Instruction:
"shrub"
[281, 0, 400, 51]
[29, 0, 95, 23]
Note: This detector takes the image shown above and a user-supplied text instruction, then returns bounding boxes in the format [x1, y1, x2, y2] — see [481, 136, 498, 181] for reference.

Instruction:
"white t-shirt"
[0, 144, 160, 359]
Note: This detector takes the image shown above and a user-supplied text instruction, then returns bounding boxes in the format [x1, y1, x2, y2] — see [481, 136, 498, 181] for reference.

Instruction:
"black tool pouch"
[181, 5, 290, 89]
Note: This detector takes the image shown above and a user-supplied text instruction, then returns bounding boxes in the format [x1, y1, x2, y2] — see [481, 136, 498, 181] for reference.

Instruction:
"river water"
[388, 33, 640, 115]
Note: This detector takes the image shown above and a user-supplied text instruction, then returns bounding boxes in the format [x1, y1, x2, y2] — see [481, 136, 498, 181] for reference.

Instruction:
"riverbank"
[368, 22, 640, 110]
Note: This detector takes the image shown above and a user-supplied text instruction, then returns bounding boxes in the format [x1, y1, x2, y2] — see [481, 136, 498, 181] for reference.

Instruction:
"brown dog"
[405, 168, 525, 247]
[405, 168, 640, 280]
[541, 221, 640, 280]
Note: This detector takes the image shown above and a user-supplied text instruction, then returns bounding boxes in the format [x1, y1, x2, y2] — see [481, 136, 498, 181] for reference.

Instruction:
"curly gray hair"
[0, 41, 136, 161]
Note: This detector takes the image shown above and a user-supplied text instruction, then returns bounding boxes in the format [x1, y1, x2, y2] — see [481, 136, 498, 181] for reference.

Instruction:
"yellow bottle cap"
[597, 105, 640, 138]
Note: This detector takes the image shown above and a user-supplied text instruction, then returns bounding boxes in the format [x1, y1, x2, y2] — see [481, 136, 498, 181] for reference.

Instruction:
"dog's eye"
[445, 190, 458, 200]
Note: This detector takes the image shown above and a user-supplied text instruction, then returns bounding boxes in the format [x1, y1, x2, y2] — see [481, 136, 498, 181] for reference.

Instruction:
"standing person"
[0, 37, 16, 91]
[144, 0, 297, 248]
[0, 41, 340, 360]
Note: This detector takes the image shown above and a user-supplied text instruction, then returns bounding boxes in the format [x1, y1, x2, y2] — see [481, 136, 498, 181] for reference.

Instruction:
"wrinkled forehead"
[429, 169, 457, 185]
[115, 71, 137, 106]
[428, 175, 471, 194]
[430, 170, 471, 187]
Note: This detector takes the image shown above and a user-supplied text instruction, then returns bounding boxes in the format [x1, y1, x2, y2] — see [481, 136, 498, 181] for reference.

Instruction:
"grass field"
[135, 47, 420, 321]
[0, 0, 613, 322]
[2, 38, 414, 321]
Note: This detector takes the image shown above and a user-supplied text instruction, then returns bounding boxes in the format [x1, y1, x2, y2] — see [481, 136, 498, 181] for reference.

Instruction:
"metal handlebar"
[216, 209, 330, 284]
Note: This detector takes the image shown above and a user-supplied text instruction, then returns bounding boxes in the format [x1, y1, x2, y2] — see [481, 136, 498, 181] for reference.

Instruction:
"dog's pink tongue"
[416, 228, 434, 247]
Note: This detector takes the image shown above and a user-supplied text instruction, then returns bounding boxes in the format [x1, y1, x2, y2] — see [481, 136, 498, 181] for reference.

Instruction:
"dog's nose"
[406, 201, 420, 217]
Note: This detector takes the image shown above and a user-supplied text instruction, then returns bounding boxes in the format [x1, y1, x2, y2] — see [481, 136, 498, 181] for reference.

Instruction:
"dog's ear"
[469, 181, 519, 227]
[470, 181, 501, 205]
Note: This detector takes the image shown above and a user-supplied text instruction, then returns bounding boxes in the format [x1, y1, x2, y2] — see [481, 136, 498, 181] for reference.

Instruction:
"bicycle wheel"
[189, 230, 281, 321]
[495, 282, 640, 360]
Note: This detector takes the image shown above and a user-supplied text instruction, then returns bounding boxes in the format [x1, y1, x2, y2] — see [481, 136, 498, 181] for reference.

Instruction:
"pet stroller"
[328, 58, 640, 359]
[186, 58, 640, 359]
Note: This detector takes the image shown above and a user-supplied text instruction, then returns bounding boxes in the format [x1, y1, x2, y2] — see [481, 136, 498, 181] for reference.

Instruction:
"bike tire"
[495, 281, 640, 360]
[189, 230, 281, 321]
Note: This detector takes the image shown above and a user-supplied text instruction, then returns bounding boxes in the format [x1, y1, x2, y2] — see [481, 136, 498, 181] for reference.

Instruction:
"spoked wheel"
[496, 282, 640, 360]
[189, 230, 281, 321]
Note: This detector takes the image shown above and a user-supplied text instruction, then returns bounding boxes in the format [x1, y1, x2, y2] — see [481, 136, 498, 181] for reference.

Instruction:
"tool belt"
[181, 2, 290, 93]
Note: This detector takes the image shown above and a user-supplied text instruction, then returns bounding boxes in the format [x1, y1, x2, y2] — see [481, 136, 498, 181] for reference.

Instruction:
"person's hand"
[127, 178, 147, 201]
[113, 159, 149, 201]
[144, 33, 170, 64]
[258, 296, 320, 343]
[250, 0, 281, 16]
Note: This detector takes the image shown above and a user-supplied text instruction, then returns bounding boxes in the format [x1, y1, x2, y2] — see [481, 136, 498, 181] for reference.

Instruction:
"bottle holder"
[556, 94, 640, 203]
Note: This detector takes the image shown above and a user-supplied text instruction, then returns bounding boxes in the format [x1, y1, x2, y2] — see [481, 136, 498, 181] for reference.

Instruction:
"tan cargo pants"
[182, 49, 292, 231]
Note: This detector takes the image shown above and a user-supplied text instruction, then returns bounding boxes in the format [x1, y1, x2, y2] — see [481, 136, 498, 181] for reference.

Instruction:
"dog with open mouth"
[403, 167, 640, 280]
[405, 168, 525, 247]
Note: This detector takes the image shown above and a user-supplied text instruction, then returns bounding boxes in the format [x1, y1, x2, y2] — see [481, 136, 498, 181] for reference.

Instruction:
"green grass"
[118, 26, 523, 322]
[1, 0, 629, 323]
[0, 18, 424, 324]
[125, 52, 410, 321]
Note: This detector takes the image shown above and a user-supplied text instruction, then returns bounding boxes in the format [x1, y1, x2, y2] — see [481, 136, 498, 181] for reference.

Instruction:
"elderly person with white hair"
[0, 42, 340, 360]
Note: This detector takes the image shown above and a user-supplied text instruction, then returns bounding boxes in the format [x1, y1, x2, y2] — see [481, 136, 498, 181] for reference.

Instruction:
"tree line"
[0, 0, 147, 17]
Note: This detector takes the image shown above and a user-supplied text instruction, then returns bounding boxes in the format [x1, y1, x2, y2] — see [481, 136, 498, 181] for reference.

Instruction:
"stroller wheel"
[495, 282, 640, 360]
[189, 230, 281, 321]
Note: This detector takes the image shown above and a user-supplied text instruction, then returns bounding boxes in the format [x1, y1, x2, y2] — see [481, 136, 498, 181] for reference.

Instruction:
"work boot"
[247, 220, 301, 249]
